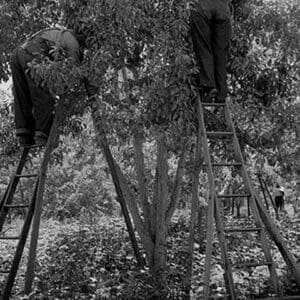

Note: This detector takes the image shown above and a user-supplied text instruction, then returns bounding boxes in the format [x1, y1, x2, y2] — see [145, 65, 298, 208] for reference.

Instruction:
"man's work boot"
[34, 132, 48, 147]
[201, 87, 218, 102]
[19, 134, 35, 147]
[207, 88, 218, 101]
[34, 136, 47, 147]
[214, 96, 226, 103]
[34, 132, 60, 149]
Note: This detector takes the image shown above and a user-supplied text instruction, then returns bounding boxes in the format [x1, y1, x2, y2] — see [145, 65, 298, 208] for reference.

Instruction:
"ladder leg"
[24, 98, 64, 294]
[256, 196, 300, 287]
[258, 175, 269, 210]
[262, 178, 277, 214]
[185, 123, 202, 296]
[214, 196, 236, 299]
[252, 197, 281, 295]
[203, 194, 215, 299]
[196, 92, 236, 299]
[2, 183, 38, 300]
[223, 104, 282, 296]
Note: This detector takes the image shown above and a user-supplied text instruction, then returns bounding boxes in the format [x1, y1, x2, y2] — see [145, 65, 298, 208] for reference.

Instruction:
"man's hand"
[86, 83, 99, 97]
[83, 78, 99, 97]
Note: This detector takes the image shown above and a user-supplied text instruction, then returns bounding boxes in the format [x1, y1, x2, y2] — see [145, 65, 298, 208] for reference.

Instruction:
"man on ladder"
[188, 2, 300, 298]
[1, 22, 100, 299]
[190, 0, 232, 102]
[10, 26, 90, 147]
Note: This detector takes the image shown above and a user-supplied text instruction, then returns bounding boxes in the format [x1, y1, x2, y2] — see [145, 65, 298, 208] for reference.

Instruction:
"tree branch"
[115, 160, 155, 255]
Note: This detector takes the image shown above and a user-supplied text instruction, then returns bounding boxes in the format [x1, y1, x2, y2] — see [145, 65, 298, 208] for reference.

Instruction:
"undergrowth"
[2, 210, 299, 299]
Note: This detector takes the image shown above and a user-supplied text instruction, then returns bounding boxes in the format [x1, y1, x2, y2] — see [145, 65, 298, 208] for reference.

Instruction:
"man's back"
[27, 28, 81, 63]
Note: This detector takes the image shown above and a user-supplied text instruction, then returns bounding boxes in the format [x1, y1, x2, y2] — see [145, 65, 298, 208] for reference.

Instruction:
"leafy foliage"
[228, 0, 299, 174]
[2, 210, 298, 299]
[43, 124, 119, 220]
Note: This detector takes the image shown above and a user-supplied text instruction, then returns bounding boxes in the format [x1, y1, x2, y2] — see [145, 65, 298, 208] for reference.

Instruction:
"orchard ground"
[1, 205, 299, 299]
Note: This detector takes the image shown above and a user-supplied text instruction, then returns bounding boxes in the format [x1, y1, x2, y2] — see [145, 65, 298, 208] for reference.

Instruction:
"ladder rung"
[5, 204, 29, 208]
[0, 236, 20, 240]
[24, 144, 45, 149]
[211, 163, 242, 167]
[202, 102, 226, 107]
[206, 131, 233, 137]
[235, 261, 273, 268]
[217, 194, 251, 198]
[0, 270, 10, 274]
[224, 227, 262, 233]
[256, 297, 300, 300]
[15, 174, 38, 178]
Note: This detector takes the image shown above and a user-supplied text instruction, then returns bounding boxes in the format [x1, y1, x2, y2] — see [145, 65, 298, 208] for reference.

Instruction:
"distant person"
[274, 183, 285, 212]
[10, 27, 85, 147]
[190, 0, 232, 102]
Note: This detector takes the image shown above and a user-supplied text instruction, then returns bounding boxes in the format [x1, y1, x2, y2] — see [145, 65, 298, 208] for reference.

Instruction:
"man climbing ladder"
[189, 2, 300, 297]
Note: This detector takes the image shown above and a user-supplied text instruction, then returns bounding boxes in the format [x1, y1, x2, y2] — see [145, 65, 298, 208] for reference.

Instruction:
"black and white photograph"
[0, 0, 299, 299]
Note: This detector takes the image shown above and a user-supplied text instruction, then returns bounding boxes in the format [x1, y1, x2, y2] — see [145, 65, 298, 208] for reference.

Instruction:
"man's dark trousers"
[190, 0, 231, 102]
[10, 39, 55, 140]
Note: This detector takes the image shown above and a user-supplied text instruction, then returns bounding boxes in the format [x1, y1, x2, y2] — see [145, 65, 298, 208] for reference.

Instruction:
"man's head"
[72, 18, 90, 48]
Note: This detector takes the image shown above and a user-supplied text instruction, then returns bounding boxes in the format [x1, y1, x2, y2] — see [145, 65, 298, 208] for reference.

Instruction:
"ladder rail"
[2, 182, 38, 300]
[261, 177, 277, 213]
[24, 98, 64, 294]
[255, 194, 300, 285]
[197, 93, 217, 299]
[258, 175, 269, 210]
[198, 97, 291, 298]
[184, 124, 202, 296]
[197, 93, 236, 299]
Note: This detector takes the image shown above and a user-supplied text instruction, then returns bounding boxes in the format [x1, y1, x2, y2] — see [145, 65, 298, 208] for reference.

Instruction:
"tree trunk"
[166, 149, 186, 226]
[151, 134, 168, 288]
[90, 91, 187, 295]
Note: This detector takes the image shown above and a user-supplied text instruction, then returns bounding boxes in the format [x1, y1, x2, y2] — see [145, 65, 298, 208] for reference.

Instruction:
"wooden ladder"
[196, 91, 282, 299]
[0, 145, 42, 299]
[0, 100, 63, 300]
